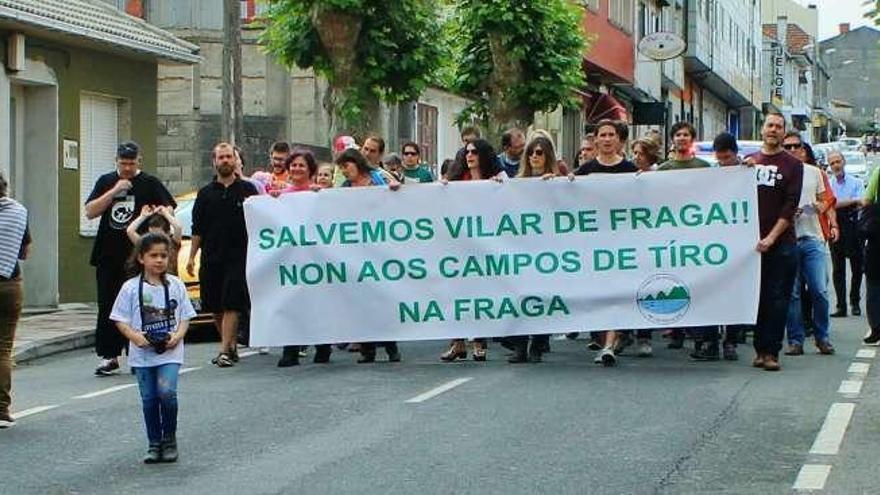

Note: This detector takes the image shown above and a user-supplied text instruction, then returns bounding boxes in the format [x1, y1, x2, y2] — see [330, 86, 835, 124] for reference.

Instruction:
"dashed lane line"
[809, 403, 856, 456]
[72, 384, 137, 400]
[179, 366, 202, 374]
[405, 377, 473, 404]
[847, 362, 870, 374]
[793, 464, 832, 491]
[855, 349, 876, 359]
[838, 380, 864, 396]
[14, 405, 60, 419]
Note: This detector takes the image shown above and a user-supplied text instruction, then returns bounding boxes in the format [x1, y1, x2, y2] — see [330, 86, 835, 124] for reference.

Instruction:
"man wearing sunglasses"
[781, 132, 835, 357]
[400, 142, 434, 183]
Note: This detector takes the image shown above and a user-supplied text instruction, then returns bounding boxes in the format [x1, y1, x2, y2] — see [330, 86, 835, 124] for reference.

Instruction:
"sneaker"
[298, 348, 309, 358]
[95, 358, 120, 376]
[863, 331, 880, 346]
[143, 443, 162, 464]
[0, 411, 15, 429]
[722, 344, 739, 361]
[593, 348, 616, 367]
[636, 339, 653, 358]
[587, 339, 602, 351]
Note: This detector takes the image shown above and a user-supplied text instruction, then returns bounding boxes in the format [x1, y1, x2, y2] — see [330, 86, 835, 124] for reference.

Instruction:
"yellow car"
[174, 192, 213, 325]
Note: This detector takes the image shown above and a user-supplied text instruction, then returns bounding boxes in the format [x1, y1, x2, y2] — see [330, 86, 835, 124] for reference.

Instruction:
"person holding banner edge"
[508, 134, 564, 363]
[273, 149, 333, 367]
[336, 148, 403, 363]
[572, 119, 639, 367]
[747, 113, 803, 372]
[440, 138, 508, 362]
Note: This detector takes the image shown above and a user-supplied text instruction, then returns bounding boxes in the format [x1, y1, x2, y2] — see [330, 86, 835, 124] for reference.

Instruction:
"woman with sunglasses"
[504, 135, 562, 363]
[441, 139, 507, 362]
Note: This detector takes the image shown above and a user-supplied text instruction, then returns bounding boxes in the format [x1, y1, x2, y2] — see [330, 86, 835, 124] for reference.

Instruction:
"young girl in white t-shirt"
[111, 233, 196, 464]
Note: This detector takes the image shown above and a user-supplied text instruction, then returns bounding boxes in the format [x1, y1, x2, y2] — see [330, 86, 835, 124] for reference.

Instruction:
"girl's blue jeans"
[133, 363, 180, 445]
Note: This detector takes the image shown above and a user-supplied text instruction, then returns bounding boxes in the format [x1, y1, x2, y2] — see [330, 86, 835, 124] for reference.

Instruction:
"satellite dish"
[638, 32, 687, 61]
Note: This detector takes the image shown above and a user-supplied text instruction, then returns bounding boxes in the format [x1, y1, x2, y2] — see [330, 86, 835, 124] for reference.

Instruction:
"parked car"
[837, 137, 865, 154]
[841, 151, 870, 184]
[173, 192, 213, 325]
[694, 140, 763, 166]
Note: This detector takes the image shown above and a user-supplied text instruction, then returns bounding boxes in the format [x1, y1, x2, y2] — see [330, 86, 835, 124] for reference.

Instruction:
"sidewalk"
[13, 304, 96, 365]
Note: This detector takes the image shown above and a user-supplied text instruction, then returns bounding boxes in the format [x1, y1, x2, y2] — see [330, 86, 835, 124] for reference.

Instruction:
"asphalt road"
[4, 311, 878, 495]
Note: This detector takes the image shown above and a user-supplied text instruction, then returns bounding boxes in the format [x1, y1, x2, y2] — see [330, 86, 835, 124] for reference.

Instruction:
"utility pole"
[222, 0, 243, 144]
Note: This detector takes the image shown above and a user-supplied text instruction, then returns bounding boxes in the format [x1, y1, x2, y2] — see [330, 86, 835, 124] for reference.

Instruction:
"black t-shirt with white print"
[87, 171, 175, 267]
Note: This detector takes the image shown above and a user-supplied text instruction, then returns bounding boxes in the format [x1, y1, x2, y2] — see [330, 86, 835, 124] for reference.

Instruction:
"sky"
[810, 0, 875, 40]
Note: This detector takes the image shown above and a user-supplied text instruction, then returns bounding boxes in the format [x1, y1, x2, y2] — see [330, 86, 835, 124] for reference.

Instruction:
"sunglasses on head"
[783, 143, 802, 150]
[530, 149, 544, 157]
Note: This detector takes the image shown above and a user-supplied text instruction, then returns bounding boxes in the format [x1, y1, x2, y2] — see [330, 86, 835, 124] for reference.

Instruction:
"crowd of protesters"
[3, 112, 880, 462]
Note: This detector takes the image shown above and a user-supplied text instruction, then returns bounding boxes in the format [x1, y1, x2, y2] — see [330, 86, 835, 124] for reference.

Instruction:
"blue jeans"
[134, 363, 180, 445]
[786, 237, 831, 345]
[754, 242, 798, 357]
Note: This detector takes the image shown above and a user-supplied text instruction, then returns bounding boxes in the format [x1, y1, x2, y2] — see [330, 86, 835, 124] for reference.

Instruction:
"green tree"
[446, 0, 588, 142]
[261, 0, 443, 139]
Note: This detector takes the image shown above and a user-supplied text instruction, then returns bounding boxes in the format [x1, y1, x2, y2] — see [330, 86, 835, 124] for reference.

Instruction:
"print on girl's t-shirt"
[141, 290, 178, 339]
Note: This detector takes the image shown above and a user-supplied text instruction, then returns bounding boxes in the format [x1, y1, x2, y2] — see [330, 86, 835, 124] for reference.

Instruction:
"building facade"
[820, 24, 880, 133]
[0, 0, 198, 305]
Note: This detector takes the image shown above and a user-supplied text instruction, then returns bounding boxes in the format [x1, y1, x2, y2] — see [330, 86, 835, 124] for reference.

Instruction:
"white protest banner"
[244, 167, 760, 346]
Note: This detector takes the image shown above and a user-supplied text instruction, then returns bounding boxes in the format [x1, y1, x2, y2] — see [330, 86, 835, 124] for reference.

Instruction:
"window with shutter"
[79, 94, 119, 237]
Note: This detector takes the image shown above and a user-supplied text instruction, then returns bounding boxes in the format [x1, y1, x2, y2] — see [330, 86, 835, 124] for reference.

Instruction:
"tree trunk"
[487, 32, 534, 145]
[312, 8, 365, 141]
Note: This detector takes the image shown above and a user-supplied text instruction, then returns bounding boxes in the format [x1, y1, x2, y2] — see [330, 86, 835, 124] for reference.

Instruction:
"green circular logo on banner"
[636, 274, 691, 325]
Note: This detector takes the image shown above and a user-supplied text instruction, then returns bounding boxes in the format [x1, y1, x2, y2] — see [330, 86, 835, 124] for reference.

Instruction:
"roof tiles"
[0, 0, 199, 63]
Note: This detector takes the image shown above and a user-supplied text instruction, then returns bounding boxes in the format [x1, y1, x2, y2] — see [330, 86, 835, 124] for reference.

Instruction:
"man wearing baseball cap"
[84, 141, 176, 376]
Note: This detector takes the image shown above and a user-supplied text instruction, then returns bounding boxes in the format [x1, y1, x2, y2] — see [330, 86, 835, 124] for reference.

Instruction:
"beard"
[216, 163, 235, 177]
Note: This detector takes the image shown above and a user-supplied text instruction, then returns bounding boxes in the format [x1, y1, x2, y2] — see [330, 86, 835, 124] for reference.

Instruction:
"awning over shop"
[583, 92, 629, 123]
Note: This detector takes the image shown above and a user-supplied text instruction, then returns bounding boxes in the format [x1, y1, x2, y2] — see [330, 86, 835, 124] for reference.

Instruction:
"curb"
[13, 327, 95, 365]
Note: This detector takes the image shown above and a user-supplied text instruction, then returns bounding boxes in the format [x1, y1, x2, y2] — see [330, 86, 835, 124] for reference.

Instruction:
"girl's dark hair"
[335, 148, 373, 176]
[449, 139, 501, 181]
[146, 214, 171, 233]
[286, 148, 318, 178]
[126, 232, 172, 277]
[518, 136, 559, 178]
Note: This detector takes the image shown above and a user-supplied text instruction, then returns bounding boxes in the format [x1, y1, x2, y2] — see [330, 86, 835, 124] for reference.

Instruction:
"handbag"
[857, 202, 880, 240]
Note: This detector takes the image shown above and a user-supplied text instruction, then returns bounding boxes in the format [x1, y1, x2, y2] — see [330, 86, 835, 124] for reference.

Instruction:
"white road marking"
[405, 378, 473, 404]
[848, 362, 870, 374]
[179, 366, 202, 374]
[237, 351, 259, 358]
[856, 349, 876, 359]
[14, 405, 59, 419]
[72, 383, 137, 400]
[838, 380, 863, 395]
[810, 403, 856, 455]
[792, 464, 832, 491]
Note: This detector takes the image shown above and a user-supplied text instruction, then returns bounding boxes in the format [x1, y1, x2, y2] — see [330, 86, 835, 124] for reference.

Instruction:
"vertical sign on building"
[772, 44, 785, 107]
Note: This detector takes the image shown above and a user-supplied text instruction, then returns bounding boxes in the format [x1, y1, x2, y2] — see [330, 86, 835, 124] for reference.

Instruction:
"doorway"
[9, 79, 59, 308]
